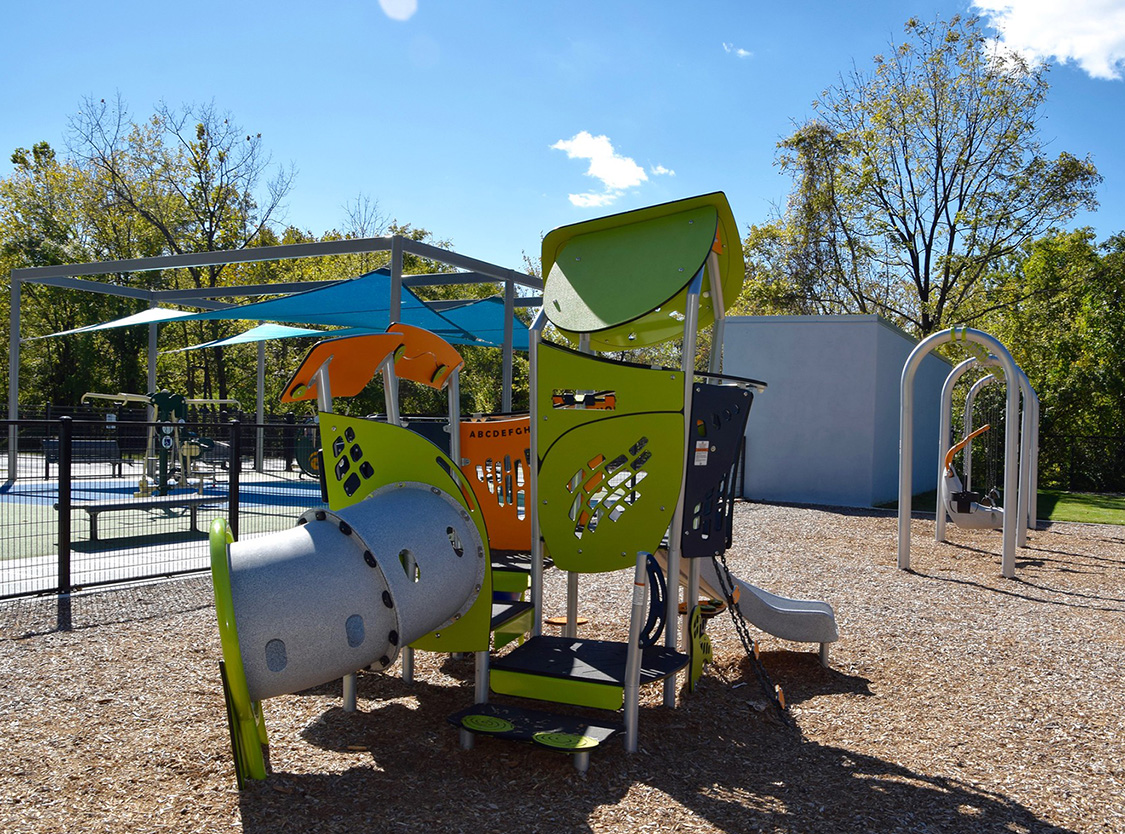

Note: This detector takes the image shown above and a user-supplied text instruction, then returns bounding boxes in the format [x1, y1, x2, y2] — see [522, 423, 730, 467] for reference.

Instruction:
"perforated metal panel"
[680, 383, 754, 559]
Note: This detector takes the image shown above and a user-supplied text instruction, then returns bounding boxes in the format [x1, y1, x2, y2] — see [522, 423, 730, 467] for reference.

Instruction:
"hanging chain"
[712, 552, 790, 724]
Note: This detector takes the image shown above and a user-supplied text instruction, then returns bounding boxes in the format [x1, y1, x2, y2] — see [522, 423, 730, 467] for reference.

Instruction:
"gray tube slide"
[656, 550, 838, 647]
[223, 481, 486, 702]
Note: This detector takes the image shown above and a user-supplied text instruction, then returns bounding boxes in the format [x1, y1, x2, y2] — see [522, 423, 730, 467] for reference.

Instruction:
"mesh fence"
[1, 418, 326, 600]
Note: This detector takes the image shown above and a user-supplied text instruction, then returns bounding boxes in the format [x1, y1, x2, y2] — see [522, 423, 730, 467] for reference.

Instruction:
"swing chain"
[713, 552, 790, 724]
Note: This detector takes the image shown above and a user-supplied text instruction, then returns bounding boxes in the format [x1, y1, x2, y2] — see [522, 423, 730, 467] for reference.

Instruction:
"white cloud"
[723, 42, 753, 59]
[552, 131, 669, 207]
[650, 164, 675, 177]
[569, 192, 619, 208]
[379, 0, 418, 22]
[973, 0, 1125, 80]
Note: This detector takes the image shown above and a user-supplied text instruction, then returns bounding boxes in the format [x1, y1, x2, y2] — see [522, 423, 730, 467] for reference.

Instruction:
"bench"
[54, 494, 223, 542]
[42, 439, 125, 477]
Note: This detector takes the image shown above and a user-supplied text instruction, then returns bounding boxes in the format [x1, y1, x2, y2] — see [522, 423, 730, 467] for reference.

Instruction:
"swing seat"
[942, 468, 1003, 530]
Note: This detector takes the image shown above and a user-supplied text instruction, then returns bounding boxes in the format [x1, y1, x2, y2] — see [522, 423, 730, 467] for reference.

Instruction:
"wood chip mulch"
[1, 502, 1122, 833]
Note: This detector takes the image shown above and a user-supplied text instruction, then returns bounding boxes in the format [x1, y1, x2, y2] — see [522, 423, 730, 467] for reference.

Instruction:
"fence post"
[229, 419, 241, 541]
[57, 416, 72, 596]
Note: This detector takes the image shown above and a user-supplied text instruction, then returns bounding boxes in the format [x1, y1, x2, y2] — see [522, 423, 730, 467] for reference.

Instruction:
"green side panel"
[490, 669, 624, 710]
[318, 413, 492, 653]
[539, 413, 684, 573]
[541, 193, 746, 349]
[688, 604, 713, 694]
[536, 341, 684, 441]
[210, 518, 268, 782]
[536, 343, 685, 574]
[492, 569, 531, 595]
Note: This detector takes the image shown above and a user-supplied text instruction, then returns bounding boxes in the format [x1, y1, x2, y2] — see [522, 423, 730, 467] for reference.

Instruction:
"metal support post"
[664, 269, 704, 707]
[624, 552, 648, 753]
[527, 311, 548, 636]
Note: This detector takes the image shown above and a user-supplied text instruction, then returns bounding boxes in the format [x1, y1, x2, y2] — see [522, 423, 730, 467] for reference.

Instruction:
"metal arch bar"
[963, 373, 998, 493]
[939, 356, 1039, 544]
[935, 357, 980, 544]
[899, 327, 1022, 578]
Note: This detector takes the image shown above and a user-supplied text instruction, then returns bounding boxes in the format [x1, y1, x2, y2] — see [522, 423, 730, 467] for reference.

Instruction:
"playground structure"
[899, 327, 1039, 579]
[209, 193, 839, 784]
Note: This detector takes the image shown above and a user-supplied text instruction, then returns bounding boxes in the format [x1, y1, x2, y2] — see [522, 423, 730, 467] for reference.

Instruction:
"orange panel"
[459, 415, 532, 552]
[387, 322, 464, 390]
[281, 334, 404, 404]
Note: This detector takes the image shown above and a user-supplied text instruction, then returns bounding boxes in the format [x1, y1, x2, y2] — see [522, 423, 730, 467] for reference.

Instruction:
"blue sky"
[3, 0, 1124, 271]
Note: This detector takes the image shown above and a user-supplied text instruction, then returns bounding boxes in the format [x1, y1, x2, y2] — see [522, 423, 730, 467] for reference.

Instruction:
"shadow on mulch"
[231, 658, 1074, 834]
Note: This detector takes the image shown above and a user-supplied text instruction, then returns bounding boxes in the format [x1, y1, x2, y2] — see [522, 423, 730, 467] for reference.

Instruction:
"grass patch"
[878, 489, 1125, 525]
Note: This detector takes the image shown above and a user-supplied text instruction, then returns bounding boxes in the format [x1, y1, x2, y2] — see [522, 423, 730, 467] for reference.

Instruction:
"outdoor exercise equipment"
[80, 390, 237, 494]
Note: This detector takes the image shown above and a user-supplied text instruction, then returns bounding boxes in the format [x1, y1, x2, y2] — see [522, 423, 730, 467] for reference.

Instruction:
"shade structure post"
[8, 275, 20, 476]
[390, 236, 404, 324]
[255, 341, 265, 472]
[502, 280, 515, 413]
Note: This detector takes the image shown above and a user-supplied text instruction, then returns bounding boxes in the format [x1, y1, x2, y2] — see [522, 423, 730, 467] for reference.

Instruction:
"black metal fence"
[1, 418, 326, 600]
[1038, 433, 1125, 493]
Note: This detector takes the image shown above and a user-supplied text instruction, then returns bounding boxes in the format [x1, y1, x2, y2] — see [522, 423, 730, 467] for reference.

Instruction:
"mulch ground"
[1, 501, 1122, 833]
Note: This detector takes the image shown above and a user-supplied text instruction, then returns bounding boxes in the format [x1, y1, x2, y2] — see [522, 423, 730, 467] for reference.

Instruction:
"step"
[490, 635, 688, 710]
[448, 702, 621, 773]
[490, 600, 534, 649]
[490, 600, 535, 632]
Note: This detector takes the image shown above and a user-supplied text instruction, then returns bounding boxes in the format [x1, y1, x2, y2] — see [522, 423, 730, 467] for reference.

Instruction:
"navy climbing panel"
[680, 382, 754, 559]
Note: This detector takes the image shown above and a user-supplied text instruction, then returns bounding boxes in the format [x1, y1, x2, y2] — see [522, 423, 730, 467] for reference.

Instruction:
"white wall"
[723, 315, 950, 508]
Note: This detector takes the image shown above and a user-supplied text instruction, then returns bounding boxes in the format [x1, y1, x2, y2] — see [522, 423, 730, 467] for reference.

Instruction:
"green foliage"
[742, 15, 1101, 335]
[977, 230, 1125, 440]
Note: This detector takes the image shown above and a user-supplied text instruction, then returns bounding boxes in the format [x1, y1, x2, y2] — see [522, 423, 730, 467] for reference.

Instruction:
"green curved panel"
[318, 414, 493, 653]
[210, 517, 268, 782]
[541, 193, 746, 349]
[539, 413, 684, 573]
[536, 341, 684, 448]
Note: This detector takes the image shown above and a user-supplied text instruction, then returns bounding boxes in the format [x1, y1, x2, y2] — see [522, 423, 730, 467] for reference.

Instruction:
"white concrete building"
[723, 315, 951, 508]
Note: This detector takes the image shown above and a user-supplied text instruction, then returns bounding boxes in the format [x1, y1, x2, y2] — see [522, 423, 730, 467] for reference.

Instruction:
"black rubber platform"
[448, 702, 621, 750]
[490, 635, 688, 685]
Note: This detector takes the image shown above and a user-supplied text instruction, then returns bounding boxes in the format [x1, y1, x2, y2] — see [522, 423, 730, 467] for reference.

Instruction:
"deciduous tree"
[743, 15, 1101, 336]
